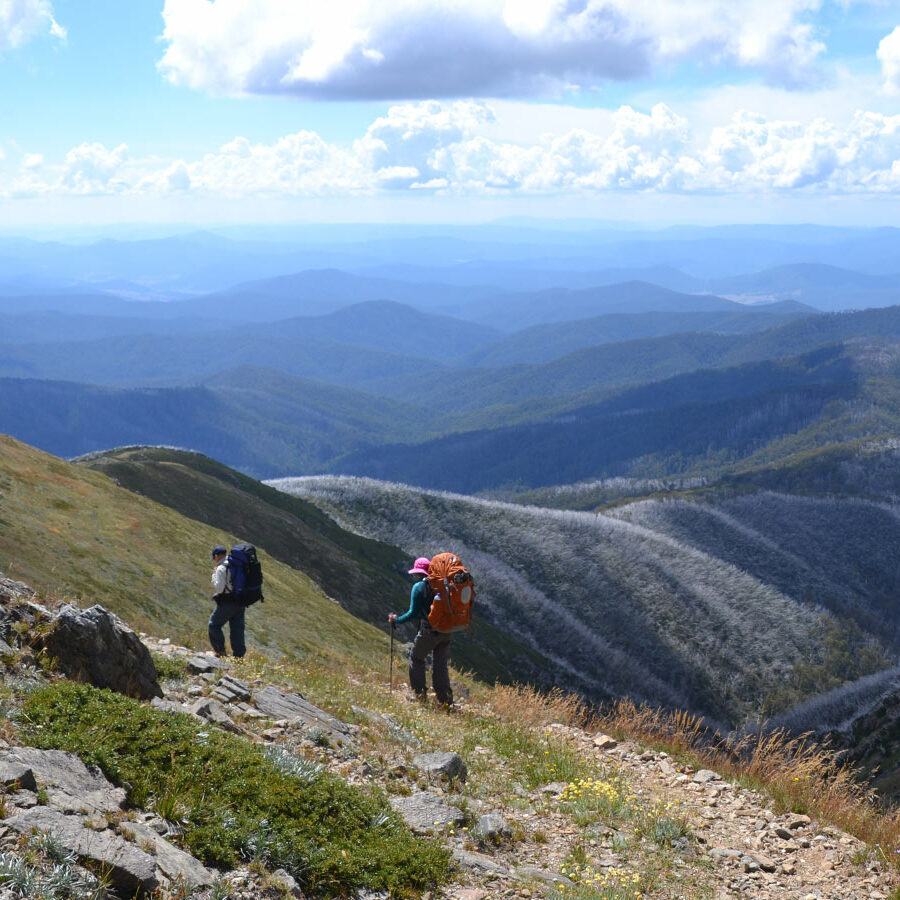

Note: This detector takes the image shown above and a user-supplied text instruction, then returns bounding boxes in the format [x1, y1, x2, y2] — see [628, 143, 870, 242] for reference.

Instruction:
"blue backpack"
[227, 543, 264, 607]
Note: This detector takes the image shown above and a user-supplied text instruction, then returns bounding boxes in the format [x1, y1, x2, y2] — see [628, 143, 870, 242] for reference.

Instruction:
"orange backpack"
[426, 552, 475, 633]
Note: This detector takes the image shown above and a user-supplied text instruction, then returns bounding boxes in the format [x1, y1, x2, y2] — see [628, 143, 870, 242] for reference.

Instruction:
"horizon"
[2, 218, 900, 245]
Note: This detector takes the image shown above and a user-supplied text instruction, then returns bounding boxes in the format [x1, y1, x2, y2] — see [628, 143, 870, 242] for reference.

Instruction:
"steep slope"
[275, 470, 900, 728]
[6, 583, 897, 900]
[271, 475, 827, 727]
[0, 435, 384, 667]
[74, 444, 548, 687]
[608, 492, 900, 641]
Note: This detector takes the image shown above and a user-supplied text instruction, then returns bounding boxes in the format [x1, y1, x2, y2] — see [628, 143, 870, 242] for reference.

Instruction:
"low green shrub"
[20, 682, 449, 898]
[632, 799, 692, 848]
[149, 653, 189, 682]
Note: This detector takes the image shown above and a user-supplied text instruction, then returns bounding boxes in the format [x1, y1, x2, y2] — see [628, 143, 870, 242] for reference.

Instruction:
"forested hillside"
[270, 474, 896, 728]
[334, 341, 900, 491]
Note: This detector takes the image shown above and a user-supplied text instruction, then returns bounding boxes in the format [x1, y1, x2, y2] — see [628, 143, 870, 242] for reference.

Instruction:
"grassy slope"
[73, 444, 549, 687]
[0, 434, 383, 667]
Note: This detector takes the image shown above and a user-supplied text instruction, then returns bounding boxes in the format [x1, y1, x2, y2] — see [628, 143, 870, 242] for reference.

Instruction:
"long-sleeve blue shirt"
[395, 579, 430, 625]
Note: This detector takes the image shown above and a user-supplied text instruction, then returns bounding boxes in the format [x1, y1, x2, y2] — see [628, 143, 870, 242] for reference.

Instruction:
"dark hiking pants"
[208, 598, 246, 658]
[409, 622, 453, 704]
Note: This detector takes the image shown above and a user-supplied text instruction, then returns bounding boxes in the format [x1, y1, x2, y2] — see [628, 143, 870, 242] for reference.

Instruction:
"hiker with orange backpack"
[388, 553, 474, 708]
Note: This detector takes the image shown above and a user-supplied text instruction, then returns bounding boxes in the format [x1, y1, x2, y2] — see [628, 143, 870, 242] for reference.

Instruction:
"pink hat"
[408, 556, 431, 576]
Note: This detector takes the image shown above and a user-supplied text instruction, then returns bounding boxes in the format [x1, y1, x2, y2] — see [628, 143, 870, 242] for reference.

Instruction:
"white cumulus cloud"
[878, 25, 900, 95]
[0, 0, 65, 51]
[157, 0, 831, 99]
[702, 109, 900, 192]
[59, 142, 130, 194]
[4, 100, 900, 202]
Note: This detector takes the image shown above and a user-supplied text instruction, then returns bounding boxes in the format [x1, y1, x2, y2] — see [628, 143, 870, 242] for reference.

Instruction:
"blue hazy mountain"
[463, 303, 817, 366]
[3, 224, 900, 299]
[707, 264, 900, 311]
[457, 281, 750, 329]
[355, 262, 704, 293]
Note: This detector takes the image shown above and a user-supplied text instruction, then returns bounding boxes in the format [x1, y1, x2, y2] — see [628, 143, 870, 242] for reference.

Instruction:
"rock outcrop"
[41, 604, 163, 700]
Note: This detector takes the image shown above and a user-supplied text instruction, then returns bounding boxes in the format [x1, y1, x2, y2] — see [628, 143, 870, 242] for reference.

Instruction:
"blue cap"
[212, 545, 227, 559]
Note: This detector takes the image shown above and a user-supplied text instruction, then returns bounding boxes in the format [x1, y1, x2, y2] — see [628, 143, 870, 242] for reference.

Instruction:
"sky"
[0, 0, 899, 228]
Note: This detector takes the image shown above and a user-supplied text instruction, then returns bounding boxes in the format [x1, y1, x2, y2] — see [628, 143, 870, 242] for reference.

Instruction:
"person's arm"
[211, 563, 229, 596]
[393, 580, 426, 625]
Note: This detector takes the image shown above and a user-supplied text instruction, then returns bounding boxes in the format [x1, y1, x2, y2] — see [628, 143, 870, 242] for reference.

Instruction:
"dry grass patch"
[489, 683, 589, 728]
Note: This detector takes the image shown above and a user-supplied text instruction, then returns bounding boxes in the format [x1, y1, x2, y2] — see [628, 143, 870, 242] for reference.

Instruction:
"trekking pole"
[389, 622, 395, 694]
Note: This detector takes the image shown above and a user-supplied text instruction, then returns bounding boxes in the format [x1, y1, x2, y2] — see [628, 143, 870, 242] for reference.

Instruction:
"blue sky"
[1, 0, 899, 227]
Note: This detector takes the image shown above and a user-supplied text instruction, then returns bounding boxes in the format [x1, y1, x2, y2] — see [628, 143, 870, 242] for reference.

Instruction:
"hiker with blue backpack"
[388, 553, 475, 708]
[209, 543, 264, 658]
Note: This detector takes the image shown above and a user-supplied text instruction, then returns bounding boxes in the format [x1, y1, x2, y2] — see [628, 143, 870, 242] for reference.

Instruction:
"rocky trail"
[0, 575, 897, 899]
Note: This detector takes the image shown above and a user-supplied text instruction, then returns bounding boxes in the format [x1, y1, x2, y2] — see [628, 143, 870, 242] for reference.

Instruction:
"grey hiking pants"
[409, 621, 453, 704]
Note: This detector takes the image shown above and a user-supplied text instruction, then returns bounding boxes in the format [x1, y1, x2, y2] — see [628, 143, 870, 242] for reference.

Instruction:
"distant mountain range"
[334, 343, 900, 491]
[0, 289, 801, 386]
[463, 304, 814, 366]
[2, 222, 900, 494]
[2, 222, 900, 301]
[4, 304, 900, 486]
[707, 264, 900, 311]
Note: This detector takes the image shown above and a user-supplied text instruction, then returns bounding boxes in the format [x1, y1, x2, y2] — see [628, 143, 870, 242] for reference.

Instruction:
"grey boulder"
[412, 751, 467, 782]
[0, 747, 126, 814]
[42, 604, 162, 699]
[253, 686, 356, 747]
[472, 812, 510, 843]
